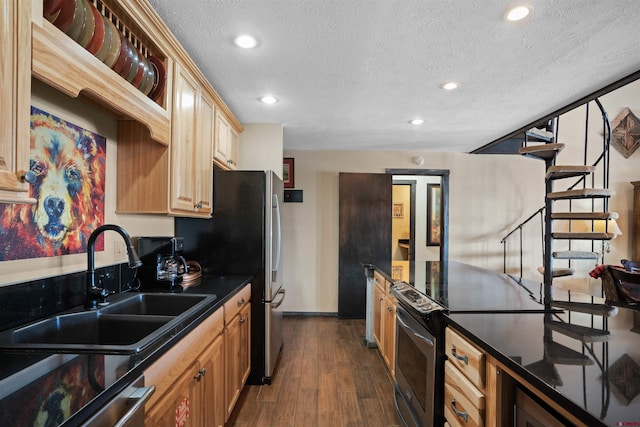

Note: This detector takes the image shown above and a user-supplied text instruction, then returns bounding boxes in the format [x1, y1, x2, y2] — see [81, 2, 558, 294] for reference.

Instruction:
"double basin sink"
[0, 293, 217, 355]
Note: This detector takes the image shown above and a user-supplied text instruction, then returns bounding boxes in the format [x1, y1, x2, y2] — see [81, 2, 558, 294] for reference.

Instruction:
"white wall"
[0, 80, 174, 286]
[280, 150, 545, 313]
[237, 123, 283, 178]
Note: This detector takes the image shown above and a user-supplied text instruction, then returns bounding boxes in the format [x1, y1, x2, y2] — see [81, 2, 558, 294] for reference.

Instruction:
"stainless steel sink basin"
[10, 312, 170, 346]
[100, 293, 209, 316]
[0, 292, 217, 354]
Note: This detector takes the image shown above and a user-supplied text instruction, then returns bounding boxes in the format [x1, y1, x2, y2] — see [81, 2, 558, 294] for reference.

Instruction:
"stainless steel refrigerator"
[175, 169, 285, 384]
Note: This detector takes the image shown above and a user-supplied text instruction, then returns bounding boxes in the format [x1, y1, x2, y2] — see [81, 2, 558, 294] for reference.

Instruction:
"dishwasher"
[82, 375, 155, 427]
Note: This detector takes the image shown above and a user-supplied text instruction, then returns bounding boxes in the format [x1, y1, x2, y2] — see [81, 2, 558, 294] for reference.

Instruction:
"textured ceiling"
[147, 0, 640, 152]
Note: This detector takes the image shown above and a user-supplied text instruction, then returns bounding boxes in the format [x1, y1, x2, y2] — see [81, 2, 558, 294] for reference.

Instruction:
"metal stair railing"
[501, 98, 613, 292]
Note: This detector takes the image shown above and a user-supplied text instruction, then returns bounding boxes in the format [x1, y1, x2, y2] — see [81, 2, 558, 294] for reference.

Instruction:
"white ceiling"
[147, 0, 640, 153]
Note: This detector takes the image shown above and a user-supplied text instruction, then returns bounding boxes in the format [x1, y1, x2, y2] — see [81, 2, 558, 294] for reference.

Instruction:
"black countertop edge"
[445, 316, 606, 427]
[60, 274, 253, 427]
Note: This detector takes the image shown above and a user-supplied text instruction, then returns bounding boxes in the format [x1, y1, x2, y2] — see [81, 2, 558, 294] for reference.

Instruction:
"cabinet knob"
[17, 170, 37, 184]
[237, 298, 245, 306]
[194, 202, 203, 209]
[387, 306, 393, 313]
[239, 316, 246, 324]
[193, 368, 207, 381]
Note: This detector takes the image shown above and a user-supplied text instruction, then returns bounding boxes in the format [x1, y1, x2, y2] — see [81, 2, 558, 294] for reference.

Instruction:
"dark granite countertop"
[0, 275, 251, 427]
[371, 260, 640, 427]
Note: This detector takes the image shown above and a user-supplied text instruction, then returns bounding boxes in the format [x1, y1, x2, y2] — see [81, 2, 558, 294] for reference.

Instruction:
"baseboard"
[283, 311, 339, 317]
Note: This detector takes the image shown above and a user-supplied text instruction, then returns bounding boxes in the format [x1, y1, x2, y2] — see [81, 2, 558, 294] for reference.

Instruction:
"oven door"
[394, 304, 436, 427]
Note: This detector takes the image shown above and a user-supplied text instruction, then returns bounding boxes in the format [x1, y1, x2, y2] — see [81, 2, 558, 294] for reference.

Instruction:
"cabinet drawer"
[446, 328, 486, 390]
[444, 382, 484, 427]
[445, 361, 484, 409]
[224, 283, 251, 322]
[373, 271, 385, 289]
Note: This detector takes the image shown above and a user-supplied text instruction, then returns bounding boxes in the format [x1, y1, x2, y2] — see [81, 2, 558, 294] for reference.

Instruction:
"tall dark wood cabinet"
[632, 181, 640, 261]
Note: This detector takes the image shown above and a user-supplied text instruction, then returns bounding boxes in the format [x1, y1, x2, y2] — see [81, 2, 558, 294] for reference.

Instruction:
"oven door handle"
[397, 312, 434, 347]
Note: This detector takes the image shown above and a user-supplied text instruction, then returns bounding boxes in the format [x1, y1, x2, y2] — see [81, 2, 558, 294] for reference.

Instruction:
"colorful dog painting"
[0, 107, 106, 260]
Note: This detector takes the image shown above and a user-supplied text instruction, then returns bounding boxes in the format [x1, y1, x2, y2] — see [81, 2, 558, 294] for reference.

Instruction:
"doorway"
[391, 180, 416, 283]
[387, 169, 450, 289]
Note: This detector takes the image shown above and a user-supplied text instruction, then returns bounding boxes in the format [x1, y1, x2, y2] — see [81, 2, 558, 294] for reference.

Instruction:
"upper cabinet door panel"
[171, 63, 199, 212]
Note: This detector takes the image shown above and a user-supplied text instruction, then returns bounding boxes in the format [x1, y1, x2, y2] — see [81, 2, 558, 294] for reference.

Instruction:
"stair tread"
[548, 188, 615, 200]
[544, 341, 594, 365]
[551, 212, 619, 220]
[523, 359, 563, 386]
[550, 300, 619, 317]
[545, 320, 612, 343]
[537, 266, 575, 277]
[519, 143, 565, 160]
[525, 129, 554, 142]
[552, 231, 615, 240]
[552, 250, 600, 260]
[546, 165, 596, 180]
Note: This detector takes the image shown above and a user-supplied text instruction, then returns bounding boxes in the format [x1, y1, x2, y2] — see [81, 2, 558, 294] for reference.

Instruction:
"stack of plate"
[44, 0, 166, 101]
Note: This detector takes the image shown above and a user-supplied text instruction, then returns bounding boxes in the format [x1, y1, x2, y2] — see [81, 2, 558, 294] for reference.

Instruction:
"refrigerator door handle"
[273, 193, 282, 275]
[272, 288, 286, 309]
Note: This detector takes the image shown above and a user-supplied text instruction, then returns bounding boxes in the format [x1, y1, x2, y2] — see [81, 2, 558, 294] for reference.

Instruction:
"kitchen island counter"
[0, 274, 251, 426]
[370, 261, 639, 426]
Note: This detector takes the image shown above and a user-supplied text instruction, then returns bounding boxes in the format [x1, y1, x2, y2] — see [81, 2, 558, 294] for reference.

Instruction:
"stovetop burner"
[392, 281, 447, 316]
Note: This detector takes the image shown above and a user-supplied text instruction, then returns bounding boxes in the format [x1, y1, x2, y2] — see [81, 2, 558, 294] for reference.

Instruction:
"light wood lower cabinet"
[224, 284, 252, 420]
[373, 283, 384, 347]
[144, 307, 225, 426]
[372, 275, 396, 377]
[445, 327, 486, 427]
[381, 293, 396, 375]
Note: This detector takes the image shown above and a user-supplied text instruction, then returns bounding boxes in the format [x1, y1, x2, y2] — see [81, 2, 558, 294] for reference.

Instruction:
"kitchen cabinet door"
[0, 0, 32, 202]
[225, 310, 242, 419]
[197, 331, 225, 427]
[194, 92, 215, 213]
[239, 301, 251, 385]
[373, 284, 384, 348]
[214, 110, 238, 169]
[170, 63, 199, 213]
[145, 361, 199, 427]
[382, 295, 396, 376]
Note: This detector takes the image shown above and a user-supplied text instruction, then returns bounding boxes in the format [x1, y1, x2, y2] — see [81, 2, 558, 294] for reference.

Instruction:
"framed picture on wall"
[427, 184, 441, 246]
[283, 158, 295, 188]
[391, 265, 403, 281]
[393, 203, 404, 218]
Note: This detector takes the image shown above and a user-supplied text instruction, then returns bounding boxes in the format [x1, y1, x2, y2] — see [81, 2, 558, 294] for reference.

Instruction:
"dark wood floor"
[226, 316, 403, 427]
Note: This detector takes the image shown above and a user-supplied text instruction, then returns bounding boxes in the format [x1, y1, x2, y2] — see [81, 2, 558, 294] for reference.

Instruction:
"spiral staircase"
[514, 101, 617, 363]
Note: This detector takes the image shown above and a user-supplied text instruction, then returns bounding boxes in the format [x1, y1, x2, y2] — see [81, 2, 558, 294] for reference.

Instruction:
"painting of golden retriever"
[0, 107, 106, 260]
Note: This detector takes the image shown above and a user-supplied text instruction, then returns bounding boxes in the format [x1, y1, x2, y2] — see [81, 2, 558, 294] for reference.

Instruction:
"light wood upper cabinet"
[195, 92, 215, 213]
[0, 0, 33, 203]
[214, 110, 239, 170]
[118, 62, 215, 217]
[170, 63, 213, 215]
[7, 0, 242, 214]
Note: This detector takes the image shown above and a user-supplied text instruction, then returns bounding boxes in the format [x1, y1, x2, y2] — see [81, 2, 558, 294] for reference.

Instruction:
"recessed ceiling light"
[259, 95, 278, 105]
[441, 82, 459, 91]
[505, 5, 532, 21]
[234, 35, 258, 48]
[409, 119, 424, 125]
